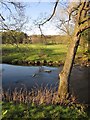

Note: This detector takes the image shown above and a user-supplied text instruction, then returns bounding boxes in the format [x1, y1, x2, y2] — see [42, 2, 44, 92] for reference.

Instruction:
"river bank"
[2, 44, 90, 67]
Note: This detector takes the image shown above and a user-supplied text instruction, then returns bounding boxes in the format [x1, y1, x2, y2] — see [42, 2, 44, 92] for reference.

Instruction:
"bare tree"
[58, 0, 90, 98]
[39, 0, 90, 99]
[0, 1, 27, 31]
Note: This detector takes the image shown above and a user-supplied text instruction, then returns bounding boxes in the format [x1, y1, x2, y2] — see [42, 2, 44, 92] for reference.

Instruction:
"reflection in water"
[1, 64, 89, 103]
[2, 64, 61, 90]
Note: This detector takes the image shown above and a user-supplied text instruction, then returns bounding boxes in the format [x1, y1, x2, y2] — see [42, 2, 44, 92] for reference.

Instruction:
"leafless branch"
[68, 2, 81, 21]
[80, 21, 90, 33]
[0, 1, 27, 31]
[0, 20, 9, 30]
[37, 0, 59, 39]
[80, 16, 90, 24]
[0, 14, 5, 21]
[78, 2, 86, 23]
[39, 0, 59, 26]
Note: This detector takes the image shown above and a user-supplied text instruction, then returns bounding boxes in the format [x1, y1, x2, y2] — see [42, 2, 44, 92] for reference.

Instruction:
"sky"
[1, 0, 73, 35]
[24, 2, 62, 35]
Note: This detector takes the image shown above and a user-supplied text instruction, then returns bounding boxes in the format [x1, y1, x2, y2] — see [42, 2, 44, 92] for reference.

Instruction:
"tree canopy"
[2, 30, 28, 44]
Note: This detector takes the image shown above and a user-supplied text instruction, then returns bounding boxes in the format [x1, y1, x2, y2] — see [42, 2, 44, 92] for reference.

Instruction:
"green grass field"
[2, 43, 87, 65]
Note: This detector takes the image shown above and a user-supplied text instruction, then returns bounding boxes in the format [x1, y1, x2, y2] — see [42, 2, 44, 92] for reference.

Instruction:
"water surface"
[1, 64, 89, 103]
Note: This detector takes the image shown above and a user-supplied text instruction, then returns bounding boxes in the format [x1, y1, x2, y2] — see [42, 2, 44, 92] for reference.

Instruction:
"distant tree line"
[1, 30, 88, 45]
[1, 30, 28, 44]
[1, 30, 70, 45]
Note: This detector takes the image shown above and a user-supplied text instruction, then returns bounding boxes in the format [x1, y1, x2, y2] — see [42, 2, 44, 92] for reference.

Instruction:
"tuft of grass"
[2, 87, 77, 105]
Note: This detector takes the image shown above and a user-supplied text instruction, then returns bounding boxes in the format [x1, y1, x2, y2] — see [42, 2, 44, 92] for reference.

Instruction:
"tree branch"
[0, 20, 9, 30]
[80, 22, 90, 33]
[39, 0, 59, 26]
[38, 0, 59, 37]
[0, 1, 26, 31]
[80, 16, 90, 24]
[0, 14, 5, 21]
[68, 2, 81, 21]
[77, 2, 86, 24]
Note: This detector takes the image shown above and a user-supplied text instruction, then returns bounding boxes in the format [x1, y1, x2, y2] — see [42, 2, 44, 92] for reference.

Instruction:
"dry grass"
[2, 87, 76, 106]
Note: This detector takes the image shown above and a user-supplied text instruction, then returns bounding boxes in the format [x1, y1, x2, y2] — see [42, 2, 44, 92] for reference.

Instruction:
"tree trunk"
[58, 34, 81, 98]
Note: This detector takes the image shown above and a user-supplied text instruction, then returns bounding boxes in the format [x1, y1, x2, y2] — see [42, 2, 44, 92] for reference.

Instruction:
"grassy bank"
[2, 87, 90, 119]
[2, 44, 89, 66]
[2, 102, 89, 119]
[2, 87, 89, 119]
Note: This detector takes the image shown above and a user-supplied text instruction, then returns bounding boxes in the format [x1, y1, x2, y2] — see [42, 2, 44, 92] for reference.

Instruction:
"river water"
[0, 64, 89, 103]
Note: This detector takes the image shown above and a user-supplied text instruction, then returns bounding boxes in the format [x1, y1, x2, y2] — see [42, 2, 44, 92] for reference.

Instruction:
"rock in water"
[32, 73, 37, 77]
[44, 70, 52, 73]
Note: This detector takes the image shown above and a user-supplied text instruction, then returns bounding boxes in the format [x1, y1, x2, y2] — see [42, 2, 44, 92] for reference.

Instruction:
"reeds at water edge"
[2, 86, 76, 105]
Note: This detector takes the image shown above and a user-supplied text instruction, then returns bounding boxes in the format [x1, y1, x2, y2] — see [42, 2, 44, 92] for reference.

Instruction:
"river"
[0, 64, 89, 103]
